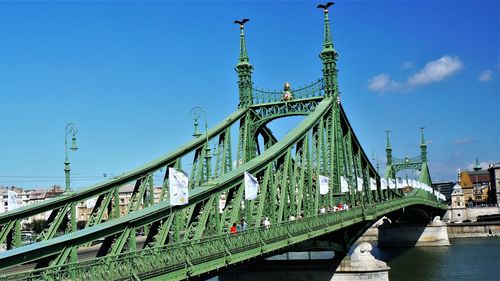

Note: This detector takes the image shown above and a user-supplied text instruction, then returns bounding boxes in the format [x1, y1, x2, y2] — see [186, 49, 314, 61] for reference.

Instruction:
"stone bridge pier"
[378, 215, 450, 247]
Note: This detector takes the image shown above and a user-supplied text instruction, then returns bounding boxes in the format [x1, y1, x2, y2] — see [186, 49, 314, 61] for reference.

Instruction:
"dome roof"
[452, 183, 463, 193]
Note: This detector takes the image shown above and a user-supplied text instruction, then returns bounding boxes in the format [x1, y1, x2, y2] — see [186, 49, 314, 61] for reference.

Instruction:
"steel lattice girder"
[1, 191, 445, 280]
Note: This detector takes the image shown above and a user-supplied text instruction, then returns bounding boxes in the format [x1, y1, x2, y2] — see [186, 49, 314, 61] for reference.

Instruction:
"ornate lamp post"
[191, 106, 211, 180]
[64, 122, 78, 193]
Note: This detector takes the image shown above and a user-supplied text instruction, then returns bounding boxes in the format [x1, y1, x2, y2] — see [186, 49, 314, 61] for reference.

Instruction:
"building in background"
[449, 183, 467, 222]
[432, 181, 454, 203]
[0, 187, 23, 213]
[488, 162, 500, 205]
[458, 158, 492, 206]
[76, 185, 163, 222]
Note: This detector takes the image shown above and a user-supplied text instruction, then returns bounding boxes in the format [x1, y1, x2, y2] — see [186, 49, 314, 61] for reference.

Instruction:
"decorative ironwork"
[393, 162, 423, 172]
[393, 155, 422, 164]
[0, 191, 443, 281]
[251, 79, 325, 105]
[0, 5, 444, 279]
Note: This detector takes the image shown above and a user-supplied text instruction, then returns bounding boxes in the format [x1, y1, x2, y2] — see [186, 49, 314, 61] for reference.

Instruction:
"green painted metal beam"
[0, 108, 248, 225]
[1, 193, 444, 280]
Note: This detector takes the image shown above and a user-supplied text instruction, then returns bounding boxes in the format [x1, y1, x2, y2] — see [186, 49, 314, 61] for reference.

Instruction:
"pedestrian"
[230, 223, 237, 235]
[263, 217, 271, 229]
[297, 212, 304, 220]
[241, 219, 248, 231]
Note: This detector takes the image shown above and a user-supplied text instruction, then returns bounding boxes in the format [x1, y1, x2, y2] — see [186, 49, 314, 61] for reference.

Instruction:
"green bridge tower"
[384, 128, 433, 188]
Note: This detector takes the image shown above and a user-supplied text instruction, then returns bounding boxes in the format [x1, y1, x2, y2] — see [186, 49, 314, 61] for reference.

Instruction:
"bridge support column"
[378, 216, 450, 247]
[332, 242, 390, 281]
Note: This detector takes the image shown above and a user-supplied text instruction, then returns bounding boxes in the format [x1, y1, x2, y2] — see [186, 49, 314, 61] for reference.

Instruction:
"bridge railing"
[251, 78, 324, 105]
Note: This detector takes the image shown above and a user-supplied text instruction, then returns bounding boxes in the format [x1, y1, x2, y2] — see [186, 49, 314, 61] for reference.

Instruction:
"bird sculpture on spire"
[234, 18, 250, 29]
[317, 2, 334, 12]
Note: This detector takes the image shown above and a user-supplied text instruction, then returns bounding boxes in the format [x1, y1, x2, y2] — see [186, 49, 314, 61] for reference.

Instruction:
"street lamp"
[191, 106, 211, 180]
[64, 122, 78, 193]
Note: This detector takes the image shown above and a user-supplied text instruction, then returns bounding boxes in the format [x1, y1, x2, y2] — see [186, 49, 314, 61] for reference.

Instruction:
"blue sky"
[0, 1, 498, 188]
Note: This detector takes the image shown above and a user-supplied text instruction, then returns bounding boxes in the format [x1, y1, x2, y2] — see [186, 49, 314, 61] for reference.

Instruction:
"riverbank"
[358, 221, 500, 241]
[447, 221, 500, 238]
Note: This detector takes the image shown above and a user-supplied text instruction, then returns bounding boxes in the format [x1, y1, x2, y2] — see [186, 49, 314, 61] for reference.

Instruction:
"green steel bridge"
[0, 4, 446, 281]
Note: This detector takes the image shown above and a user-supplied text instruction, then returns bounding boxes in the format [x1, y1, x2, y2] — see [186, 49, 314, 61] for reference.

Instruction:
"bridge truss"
[0, 4, 446, 280]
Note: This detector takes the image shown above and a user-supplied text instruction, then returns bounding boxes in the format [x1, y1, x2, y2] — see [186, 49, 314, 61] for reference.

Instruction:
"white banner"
[389, 179, 396, 189]
[340, 176, 349, 193]
[319, 175, 330, 195]
[370, 177, 377, 191]
[357, 177, 364, 191]
[244, 172, 259, 200]
[169, 168, 189, 206]
[7, 190, 18, 211]
[381, 178, 387, 190]
[396, 178, 403, 189]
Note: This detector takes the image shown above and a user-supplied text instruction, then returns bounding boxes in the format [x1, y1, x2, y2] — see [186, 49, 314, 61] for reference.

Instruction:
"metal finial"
[420, 127, 426, 146]
[385, 130, 391, 143]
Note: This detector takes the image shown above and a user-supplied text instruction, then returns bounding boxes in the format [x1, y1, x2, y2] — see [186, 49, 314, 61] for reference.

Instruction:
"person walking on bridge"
[230, 223, 237, 235]
[263, 217, 271, 229]
[240, 219, 248, 231]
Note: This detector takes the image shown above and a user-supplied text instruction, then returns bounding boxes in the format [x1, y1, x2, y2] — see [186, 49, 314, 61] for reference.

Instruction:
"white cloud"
[478, 70, 492, 82]
[367, 73, 402, 92]
[452, 138, 474, 145]
[407, 55, 463, 87]
[402, 61, 414, 69]
[368, 55, 464, 93]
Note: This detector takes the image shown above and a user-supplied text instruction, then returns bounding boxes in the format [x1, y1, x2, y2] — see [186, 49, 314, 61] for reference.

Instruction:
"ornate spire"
[386, 130, 391, 149]
[320, 4, 334, 53]
[317, 2, 338, 97]
[420, 127, 427, 162]
[385, 130, 392, 166]
[234, 19, 253, 108]
[420, 127, 426, 146]
[473, 158, 482, 171]
[236, 19, 250, 67]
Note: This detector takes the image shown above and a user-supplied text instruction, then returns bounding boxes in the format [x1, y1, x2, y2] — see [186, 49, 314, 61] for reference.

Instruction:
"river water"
[372, 237, 500, 281]
[214, 237, 500, 281]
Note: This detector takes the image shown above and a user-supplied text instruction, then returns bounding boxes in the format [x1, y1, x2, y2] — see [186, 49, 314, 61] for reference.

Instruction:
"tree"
[25, 220, 47, 234]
